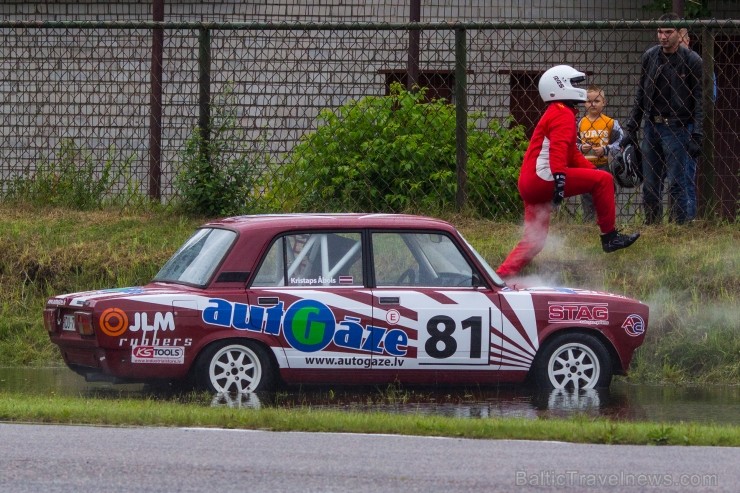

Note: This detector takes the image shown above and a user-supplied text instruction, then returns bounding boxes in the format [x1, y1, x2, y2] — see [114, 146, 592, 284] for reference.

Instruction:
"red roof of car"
[205, 213, 458, 233]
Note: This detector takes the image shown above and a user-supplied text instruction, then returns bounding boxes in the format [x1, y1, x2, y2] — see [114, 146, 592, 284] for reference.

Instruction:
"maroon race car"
[44, 213, 648, 393]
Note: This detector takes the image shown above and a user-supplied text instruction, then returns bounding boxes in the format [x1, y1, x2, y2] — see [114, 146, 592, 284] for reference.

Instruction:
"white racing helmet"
[611, 144, 643, 188]
[538, 65, 587, 103]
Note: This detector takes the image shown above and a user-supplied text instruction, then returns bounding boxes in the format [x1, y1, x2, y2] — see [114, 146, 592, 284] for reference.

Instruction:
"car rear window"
[154, 228, 236, 286]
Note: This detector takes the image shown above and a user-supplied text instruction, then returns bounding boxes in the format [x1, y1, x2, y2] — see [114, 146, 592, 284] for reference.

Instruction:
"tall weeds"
[2, 139, 138, 210]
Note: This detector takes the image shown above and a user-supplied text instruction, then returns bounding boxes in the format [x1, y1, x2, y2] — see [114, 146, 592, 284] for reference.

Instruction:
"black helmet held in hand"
[611, 144, 643, 188]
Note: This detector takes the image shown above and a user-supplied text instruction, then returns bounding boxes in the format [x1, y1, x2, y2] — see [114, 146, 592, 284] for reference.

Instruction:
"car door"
[369, 231, 497, 377]
[247, 231, 375, 373]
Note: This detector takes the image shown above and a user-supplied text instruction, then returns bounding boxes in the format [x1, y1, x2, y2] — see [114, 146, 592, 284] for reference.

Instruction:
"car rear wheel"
[194, 341, 275, 393]
[533, 333, 612, 390]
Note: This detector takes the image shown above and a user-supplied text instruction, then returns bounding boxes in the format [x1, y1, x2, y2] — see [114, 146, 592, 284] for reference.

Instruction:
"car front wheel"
[533, 333, 612, 390]
[194, 341, 275, 393]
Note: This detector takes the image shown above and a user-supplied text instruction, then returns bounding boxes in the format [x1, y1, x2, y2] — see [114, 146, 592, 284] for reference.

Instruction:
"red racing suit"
[497, 102, 616, 278]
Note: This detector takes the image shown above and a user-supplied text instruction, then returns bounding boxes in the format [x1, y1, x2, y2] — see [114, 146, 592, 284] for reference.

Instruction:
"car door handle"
[378, 297, 400, 305]
[258, 297, 280, 306]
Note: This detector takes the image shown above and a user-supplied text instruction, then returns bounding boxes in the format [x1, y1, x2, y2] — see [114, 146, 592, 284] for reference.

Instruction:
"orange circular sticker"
[99, 308, 129, 337]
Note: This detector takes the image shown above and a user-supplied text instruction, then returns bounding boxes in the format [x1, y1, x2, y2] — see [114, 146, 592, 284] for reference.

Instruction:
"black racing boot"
[601, 229, 640, 253]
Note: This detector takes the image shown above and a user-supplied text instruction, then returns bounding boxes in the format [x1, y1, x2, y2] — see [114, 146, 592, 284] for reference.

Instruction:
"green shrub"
[175, 86, 271, 217]
[2, 139, 130, 210]
[267, 83, 527, 217]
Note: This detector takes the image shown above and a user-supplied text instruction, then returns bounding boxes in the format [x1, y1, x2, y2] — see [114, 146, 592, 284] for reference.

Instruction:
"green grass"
[0, 391, 737, 446]
[0, 207, 201, 365]
[1, 205, 738, 384]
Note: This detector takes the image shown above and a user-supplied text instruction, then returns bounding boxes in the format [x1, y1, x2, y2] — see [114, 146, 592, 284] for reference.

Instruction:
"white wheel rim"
[208, 344, 262, 393]
[547, 342, 601, 390]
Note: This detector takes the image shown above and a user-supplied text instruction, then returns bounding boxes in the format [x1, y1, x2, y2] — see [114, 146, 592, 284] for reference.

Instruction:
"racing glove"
[552, 173, 566, 207]
[687, 134, 702, 158]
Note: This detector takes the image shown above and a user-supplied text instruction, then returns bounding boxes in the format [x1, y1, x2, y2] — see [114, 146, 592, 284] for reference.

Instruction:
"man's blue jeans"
[641, 121, 697, 224]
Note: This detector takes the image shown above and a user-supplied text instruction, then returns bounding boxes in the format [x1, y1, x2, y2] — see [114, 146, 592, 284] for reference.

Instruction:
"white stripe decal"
[500, 292, 539, 354]
[487, 292, 540, 369]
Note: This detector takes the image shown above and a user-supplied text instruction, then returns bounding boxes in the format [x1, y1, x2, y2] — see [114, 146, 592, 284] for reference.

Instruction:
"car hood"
[511, 286, 632, 300]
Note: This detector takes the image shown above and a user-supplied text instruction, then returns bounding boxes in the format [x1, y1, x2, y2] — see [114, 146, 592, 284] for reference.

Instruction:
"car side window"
[372, 233, 418, 286]
[372, 232, 473, 287]
[252, 232, 363, 287]
[251, 238, 286, 287]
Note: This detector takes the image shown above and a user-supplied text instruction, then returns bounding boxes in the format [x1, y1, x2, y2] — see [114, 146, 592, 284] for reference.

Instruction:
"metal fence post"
[455, 27, 468, 211]
[148, 0, 164, 201]
[198, 27, 211, 162]
[407, 0, 420, 91]
[700, 26, 716, 218]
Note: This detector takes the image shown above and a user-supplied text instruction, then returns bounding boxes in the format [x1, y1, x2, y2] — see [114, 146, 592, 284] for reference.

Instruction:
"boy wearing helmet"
[496, 65, 640, 280]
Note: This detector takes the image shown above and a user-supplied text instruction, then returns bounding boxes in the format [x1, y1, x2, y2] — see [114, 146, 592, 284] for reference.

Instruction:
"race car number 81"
[420, 315, 488, 365]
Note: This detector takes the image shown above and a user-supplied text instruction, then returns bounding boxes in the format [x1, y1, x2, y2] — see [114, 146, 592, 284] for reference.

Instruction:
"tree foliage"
[175, 85, 271, 217]
[268, 83, 527, 217]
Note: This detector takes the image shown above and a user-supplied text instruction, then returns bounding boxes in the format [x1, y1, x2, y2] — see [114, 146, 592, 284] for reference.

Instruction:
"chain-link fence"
[1, 19, 738, 221]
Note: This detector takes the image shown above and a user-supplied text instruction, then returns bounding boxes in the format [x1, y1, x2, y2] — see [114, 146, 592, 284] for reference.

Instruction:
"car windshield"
[154, 228, 236, 286]
[458, 233, 506, 286]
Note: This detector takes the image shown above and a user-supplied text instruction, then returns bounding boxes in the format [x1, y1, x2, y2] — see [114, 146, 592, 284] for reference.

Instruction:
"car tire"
[194, 340, 275, 393]
[533, 333, 612, 390]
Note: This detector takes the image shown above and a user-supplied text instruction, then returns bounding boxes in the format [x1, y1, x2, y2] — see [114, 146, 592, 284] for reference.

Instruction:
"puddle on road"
[1, 367, 737, 425]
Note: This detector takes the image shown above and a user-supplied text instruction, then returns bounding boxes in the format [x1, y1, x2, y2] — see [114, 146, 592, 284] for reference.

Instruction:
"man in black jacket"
[623, 13, 703, 225]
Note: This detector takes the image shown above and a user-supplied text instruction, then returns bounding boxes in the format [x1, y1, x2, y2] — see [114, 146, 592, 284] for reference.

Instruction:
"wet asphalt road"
[0, 423, 737, 492]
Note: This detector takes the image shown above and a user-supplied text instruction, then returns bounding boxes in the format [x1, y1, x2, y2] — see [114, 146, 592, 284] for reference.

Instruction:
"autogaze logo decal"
[202, 298, 409, 357]
[282, 299, 336, 351]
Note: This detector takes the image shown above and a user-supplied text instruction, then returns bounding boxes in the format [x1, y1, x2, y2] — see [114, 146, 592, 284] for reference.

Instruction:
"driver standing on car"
[496, 65, 640, 280]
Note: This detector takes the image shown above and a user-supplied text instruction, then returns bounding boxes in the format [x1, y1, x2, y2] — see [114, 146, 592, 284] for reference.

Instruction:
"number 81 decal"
[419, 314, 489, 365]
